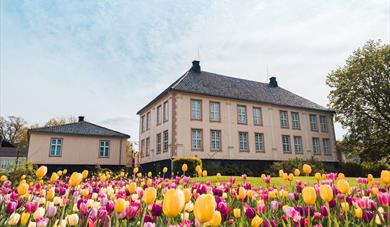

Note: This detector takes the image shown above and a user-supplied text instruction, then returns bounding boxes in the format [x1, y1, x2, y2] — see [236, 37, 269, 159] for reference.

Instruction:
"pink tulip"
[377, 192, 389, 206]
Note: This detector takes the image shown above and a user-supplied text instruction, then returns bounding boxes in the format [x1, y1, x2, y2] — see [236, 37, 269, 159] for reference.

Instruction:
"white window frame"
[50, 138, 62, 157]
[310, 114, 318, 131]
[280, 111, 289, 128]
[191, 100, 202, 120]
[157, 105, 162, 125]
[1, 160, 7, 169]
[282, 135, 291, 153]
[163, 130, 169, 152]
[294, 136, 303, 154]
[145, 137, 150, 157]
[191, 129, 203, 150]
[210, 130, 221, 151]
[323, 138, 331, 155]
[156, 133, 162, 154]
[312, 137, 321, 155]
[320, 116, 328, 132]
[99, 140, 110, 158]
[237, 105, 247, 124]
[146, 112, 151, 130]
[291, 112, 300, 129]
[239, 132, 249, 151]
[141, 115, 145, 132]
[255, 132, 265, 152]
[209, 102, 220, 122]
[140, 139, 145, 157]
[253, 107, 263, 126]
[163, 101, 169, 122]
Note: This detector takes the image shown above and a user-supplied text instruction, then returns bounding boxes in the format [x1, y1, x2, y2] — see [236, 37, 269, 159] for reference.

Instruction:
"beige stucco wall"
[28, 133, 127, 165]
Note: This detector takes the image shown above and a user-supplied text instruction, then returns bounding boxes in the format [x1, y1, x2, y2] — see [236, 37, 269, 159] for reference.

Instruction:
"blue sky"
[1, 1, 389, 145]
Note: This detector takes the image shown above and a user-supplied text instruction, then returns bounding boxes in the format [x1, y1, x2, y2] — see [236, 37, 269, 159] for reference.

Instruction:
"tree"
[327, 40, 390, 163]
[44, 116, 77, 127]
[0, 116, 28, 148]
[125, 140, 134, 167]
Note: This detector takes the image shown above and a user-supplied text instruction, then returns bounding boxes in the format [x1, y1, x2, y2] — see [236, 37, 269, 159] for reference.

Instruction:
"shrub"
[270, 158, 337, 176]
[1, 162, 35, 185]
[172, 157, 202, 177]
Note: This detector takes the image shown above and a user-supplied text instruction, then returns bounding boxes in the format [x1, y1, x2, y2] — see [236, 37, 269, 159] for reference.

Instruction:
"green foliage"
[172, 157, 202, 177]
[270, 158, 337, 176]
[327, 40, 390, 163]
[338, 162, 389, 177]
[1, 162, 35, 185]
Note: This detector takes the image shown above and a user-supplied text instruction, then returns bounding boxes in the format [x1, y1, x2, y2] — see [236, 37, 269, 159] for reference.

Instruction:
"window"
[146, 112, 151, 130]
[294, 136, 303, 154]
[99, 140, 110, 158]
[291, 112, 300, 129]
[282, 135, 291, 153]
[163, 130, 169, 152]
[255, 133, 265, 152]
[312, 137, 321, 155]
[156, 133, 162, 154]
[141, 116, 145, 132]
[157, 105, 162, 125]
[209, 102, 220, 122]
[280, 111, 289, 128]
[310, 114, 318, 131]
[237, 105, 247, 124]
[323, 138, 331, 155]
[191, 100, 202, 120]
[210, 130, 221, 151]
[1, 160, 7, 169]
[140, 139, 145, 157]
[320, 116, 328, 132]
[145, 137, 150, 157]
[163, 101, 169, 122]
[191, 129, 203, 150]
[50, 138, 62, 157]
[253, 107, 263, 125]
[239, 132, 249, 151]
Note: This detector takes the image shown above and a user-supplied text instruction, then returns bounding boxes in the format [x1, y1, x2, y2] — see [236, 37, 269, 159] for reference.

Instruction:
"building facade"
[28, 116, 130, 172]
[0, 138, 27, 172]
[137, 61, 338, 174]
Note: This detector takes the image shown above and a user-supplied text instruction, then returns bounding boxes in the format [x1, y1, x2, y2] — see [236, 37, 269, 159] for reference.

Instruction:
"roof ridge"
[200, 70, 270, 86]
[30, 121, 81, 131]
[84, 121, 130, 137]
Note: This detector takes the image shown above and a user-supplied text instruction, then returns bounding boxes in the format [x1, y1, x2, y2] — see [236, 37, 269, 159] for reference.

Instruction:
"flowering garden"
[0, 164, 389, 227]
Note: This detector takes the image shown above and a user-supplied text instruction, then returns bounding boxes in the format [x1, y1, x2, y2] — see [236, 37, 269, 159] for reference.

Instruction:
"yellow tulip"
[338, 173, 345, 180]
[17, 182, 29, 196]
[279, 169, 284, 177]
[128, 182, 137, 194]
[147, 172, 152, 177]
[207, 210, 222, 227]
[143, 187, 157, 205]
[367, 174, 373, 181]
[50, 173, 59, 182]
[1, 175, 7, 181]
[67, 213, 79, 226]
[57, 170, 62, 176]
[69, 172, 83, 187]
[36, 165, 47, 179]
[216, 173, 221, 180]
[133, 167, 139, 174]
[294, 169, 300, 176]
[21, 212, 30, 225]
[268, 190, 277, 199]
[82, 189, 89, 197]
[21, 175, 26, 179]
[47, 187, 55, 200]
[195, 165, 201, 173]
[120, 171, 125, 177]
[341, 202, 349, 212]
[302, 164, 312, 175]
[115, 198, 126, 213]
[315, 172, 322, 181]
[371, 187, 379, 195]
[163, 189, 185, 217]
[63, 169, 67, 174]
[100, 174, 107, 183]
[302, 187, 316, 205]
[282, 173, 288, 180]
[82, 170, 89, 179]
[380, 170, 390, 185]
[233, 208, 241, 218]
[182, 164, 188, 173]
[337, 179, 350, 194]
[355, 207, 363, 218]
[202, 170, 208, 177]
[251, 215, 263, 227]
[163, 167, 168, 174]
[194, 194, 216, 223]
[137, 173, 142, 178]
[319, 184, 333, 202]
[183, 188, 192, 203]
[236, 187, 246, 200]
[288, 173, 294, 181]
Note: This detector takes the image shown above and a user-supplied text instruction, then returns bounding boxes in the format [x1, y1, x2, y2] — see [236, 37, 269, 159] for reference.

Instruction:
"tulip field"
[0, 164, 389, 227]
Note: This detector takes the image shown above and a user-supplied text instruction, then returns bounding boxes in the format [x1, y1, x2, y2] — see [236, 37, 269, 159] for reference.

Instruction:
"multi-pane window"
[291, 112, 300, 129]
[163, 130, 169, 152]
[50, 138, 62, 156]
[140, 139, 145, 157]
[237, 105, 247, 124]
[99, 140, 110, 158]
[294, 136, 303, 154]
[320, 116, 328, 132]
[282, 135, 291, 153]
[156, 133, 162, 154]
[280, 111, 289, 128]
[312, 137, 321, 155]
[145, 137, 150, 157]
[239, 132, 249, 151]
[163, 101, 169, 122]
[141, 116, 145, 132]
[191, 129, 203, 149]
[146, 112, 151, 130]
[255, 133, 265, 152]
[253, 107, 263, 125]
[157, 105, 162, 125]
[1, 160, 7, 169]
[210, 130, 221, 151]
[191, 100, 202, 120]
[209, 102, 220, 122]
[323, 138, 330, 155]
[310, 114, 318, 131]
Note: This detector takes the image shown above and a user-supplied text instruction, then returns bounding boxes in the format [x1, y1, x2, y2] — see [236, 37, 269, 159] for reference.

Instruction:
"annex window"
[157, 105, 162, 125]
[191, 129, 203, 150]
[210, 130, 221, 151]
[253, 107, 263, 125]
[163, 101, 169, 122]
[310, 114, 318, 131]
[237, 105, 247, 124]
[312, 137, 321, 155]
[294, 136, 303, 154]
[99, 140, 110, 158]
[282, 135, 291, 153]
[163, 130, 169, 152]
[145, 137, 150, 157]
[156, 133, 162, 154]
[140, 139, 145, 157]
[146, 112, 151, 130]
[291, 112, 300, 129]
[239, 132, 249, 151]
[1, 160, 7, 169]
[319, 116, 328, 132]
[323, 138, 330, 155]
[255, 133, 265, 152]
[279, 110, 289, 128]
[50, 138, 62, 157]
[209, 102, 220, 122]
[191, 99, 202, 120]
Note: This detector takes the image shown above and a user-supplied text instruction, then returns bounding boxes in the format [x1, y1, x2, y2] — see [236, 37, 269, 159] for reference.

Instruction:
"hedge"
[172, 157, 202, 177]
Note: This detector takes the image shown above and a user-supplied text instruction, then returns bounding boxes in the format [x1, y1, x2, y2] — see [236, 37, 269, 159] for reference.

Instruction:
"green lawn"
[189, 176, 371, 187]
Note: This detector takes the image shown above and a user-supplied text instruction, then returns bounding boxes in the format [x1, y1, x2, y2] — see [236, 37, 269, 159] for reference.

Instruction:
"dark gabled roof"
[137, 69, 332, 114]
[29, 121, 130, 138]
[0, 138, 27, 157]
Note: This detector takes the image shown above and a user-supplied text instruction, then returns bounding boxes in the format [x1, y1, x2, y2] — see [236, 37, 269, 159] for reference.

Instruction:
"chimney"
[269, 77, 278, 87]
[78, 116, 85, 122]
[191, 60, 201, 73]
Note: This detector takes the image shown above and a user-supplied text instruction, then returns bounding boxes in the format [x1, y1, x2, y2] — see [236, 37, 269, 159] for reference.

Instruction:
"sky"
[1, 0, 389, 147]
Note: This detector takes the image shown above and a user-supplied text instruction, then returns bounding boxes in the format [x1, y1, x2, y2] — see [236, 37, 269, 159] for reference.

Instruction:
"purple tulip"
[338, 214, 344, 222]
[213, 188, 223, 197]
[126, 205, 139, 220]
[328, 199, 336, 208]
[46, 205, 57, 218]
[313, 212, 322, 220]
[26, 201, 39, 213]
[263, 220, 276, 227]
[320, 205, 328, 216]
[245, 206, 256, 219]
[5, 201, 17, 214]
[288, 193, 295, 200]
[151, 203, 162, 217]
[106, 201, 114, 213]
[362, 211, 374, 223]
[270, 200, 279, 210]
